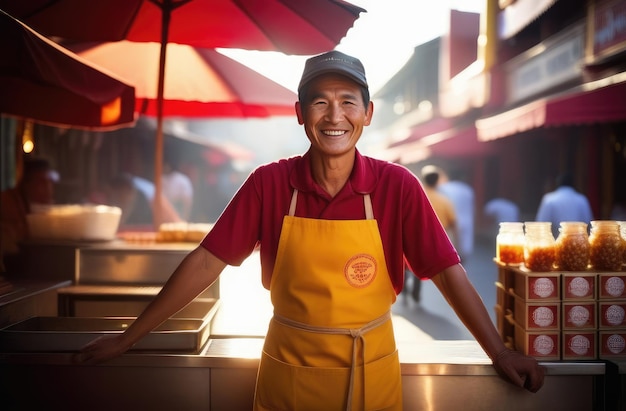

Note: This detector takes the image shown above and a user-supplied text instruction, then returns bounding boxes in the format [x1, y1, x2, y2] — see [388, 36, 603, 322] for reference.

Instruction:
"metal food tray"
[0, 312, 216, 353]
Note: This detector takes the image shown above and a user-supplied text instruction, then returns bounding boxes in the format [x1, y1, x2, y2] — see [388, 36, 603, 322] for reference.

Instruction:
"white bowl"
[27, 204, 122, 241]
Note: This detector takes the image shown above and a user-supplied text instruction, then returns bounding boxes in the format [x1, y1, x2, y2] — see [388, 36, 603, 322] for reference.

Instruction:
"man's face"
[296, 74, 373, 158]
[24, 171, 55, 204]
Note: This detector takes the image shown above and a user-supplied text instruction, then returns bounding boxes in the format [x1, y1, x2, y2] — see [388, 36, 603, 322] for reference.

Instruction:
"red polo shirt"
[201, 149, 460, 294]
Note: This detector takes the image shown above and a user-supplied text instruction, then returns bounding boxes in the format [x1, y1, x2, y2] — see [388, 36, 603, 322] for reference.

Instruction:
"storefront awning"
[381, 123, 494, 164]
[498, 0, 558, 40]
[476, 77, 626, 141]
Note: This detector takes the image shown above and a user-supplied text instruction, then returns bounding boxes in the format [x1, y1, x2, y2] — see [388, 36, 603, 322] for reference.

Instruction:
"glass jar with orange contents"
[524, 222, 555, 271]
[496, 222, 525, 265]
[589, 220, 624, 271]
[619, 221, 626, 269]
[555, 222, 590, 271]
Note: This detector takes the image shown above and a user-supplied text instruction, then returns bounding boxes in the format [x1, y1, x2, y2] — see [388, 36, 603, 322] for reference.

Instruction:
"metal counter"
[0, 339, 611, 411]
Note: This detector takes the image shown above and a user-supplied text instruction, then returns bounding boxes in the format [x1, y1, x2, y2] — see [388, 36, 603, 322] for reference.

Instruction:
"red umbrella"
[1, 0, 366, 225]
[0, 0, 365, 54]
[0, 10, 135, 130]
[67, 41, 297, 119]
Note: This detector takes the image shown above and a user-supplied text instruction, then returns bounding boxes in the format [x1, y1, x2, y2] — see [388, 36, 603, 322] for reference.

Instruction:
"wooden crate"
[562, 301, 597, 329]
[513, 321, 560, 360]
[513, 294, 560, 330]
[561, 272, 597, 300]
[598, 273, 626, 299]
[599, 330, 626, 359]
[561, 331, 597, 360]
[512, 268, 560, 301]
[599, 300, 626, 328]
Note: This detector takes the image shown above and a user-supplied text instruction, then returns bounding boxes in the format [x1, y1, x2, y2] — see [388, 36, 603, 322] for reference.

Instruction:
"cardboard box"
[562, 301, 597, 329]
[513, 269, 560, 300]
[598, 273, 626, 299]
[599, 301, 626, 328]
[599, 330, 626, 359]
[562, 272, 596, 300]
[562, 331, 597, 360]
[514, 321, 560, 360]
[514, 295, 560, 329]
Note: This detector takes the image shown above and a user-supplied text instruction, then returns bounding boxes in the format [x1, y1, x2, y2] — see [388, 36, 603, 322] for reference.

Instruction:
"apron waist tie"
[272, 311, 392, 411]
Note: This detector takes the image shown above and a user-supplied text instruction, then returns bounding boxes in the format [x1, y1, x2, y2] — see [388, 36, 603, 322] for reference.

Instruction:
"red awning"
[476, 78, 626, 141]
[382, 122, 494, 164]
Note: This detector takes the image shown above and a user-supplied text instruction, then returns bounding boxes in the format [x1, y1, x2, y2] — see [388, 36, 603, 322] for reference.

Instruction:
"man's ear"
[295, 101, 304, 125]
[364, 101, 374, 126]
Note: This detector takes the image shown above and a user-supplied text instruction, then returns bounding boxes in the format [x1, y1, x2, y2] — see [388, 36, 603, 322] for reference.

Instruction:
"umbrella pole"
[153, 2, 173, 229]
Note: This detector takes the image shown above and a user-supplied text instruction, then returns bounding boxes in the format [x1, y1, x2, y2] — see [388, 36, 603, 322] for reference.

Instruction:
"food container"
[26, 204, 122, 241]
[0, 316, 212, 353]
[562, 301, 596, 329]
[562, 331, 597, 360]
[496, 222, 525, 265]
[523, 222, 556, 272]
[589, 220, 624, 272]
[619, 221, 626, 268]
[555, 221, 590, 271]
[561, 272, 596, 300]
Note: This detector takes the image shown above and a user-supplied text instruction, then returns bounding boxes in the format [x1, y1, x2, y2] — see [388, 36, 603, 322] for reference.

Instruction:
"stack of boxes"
[496, 264, 626, 361]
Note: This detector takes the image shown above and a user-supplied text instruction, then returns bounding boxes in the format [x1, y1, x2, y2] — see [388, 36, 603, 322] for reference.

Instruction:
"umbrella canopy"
[0, 0, 365, 55]
[1, 0, 365, 226]
[0, 10, 135, 130]
[68, 41, 297, 118]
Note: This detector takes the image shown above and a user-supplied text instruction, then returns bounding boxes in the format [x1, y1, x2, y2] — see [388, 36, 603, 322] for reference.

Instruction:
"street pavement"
[394, 236, 498, 340]
[216, 236, 498, 341]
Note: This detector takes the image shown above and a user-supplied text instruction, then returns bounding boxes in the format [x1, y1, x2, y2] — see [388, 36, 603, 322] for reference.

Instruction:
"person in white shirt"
[162, 161, 194, 221]
[483, 197, 520, 239]
[484, 198, 520, 224]
[535, 172, 593, 237]
[439, 169, 475, 259]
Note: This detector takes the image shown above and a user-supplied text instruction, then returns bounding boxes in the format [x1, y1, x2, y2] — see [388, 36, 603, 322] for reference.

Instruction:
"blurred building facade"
[373, 0, 626, 237]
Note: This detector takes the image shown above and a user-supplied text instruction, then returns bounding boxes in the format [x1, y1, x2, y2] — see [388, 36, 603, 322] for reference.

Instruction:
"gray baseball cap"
[298, 50, 368, 92]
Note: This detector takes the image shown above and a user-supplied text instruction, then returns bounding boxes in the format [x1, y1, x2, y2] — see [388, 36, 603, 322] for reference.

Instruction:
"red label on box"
[600, 302, 626, 327]
[528, 333, 559, 357]
[563, 333, 595, 357]
[528, 304, 559, 328]
[563, 275, 595, 299]
[600, 332, 626, 356]
[528, 276, 558, 299]
[599, 274, 626, 298]
[563, 303, 596, 328]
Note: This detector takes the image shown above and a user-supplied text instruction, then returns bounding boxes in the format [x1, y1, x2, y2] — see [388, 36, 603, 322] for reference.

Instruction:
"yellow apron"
[254, 190, 402, 411]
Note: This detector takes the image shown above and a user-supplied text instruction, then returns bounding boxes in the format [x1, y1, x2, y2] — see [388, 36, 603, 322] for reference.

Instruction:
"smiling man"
[78, 51, 544, 410]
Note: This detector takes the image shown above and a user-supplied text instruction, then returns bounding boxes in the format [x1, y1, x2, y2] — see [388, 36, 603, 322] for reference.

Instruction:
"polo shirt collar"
[289, 148, 377, 195]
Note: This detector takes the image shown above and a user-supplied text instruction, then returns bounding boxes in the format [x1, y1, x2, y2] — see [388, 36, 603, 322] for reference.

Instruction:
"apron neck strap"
[289, 190, 374, 220]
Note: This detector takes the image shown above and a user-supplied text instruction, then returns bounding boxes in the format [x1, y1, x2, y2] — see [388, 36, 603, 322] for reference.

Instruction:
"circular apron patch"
[344, 254, 377, 288]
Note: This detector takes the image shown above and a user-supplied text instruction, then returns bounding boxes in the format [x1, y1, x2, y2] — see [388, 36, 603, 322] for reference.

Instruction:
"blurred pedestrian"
[162, 159, 194, 221]
[103, 173, 182, 229]
[439, 168, 475, 259]
[1, 157, 58, 273]
[535, 172, 593, 237]
[484, 197, 520, 237]
[404, 165, 460, 302]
